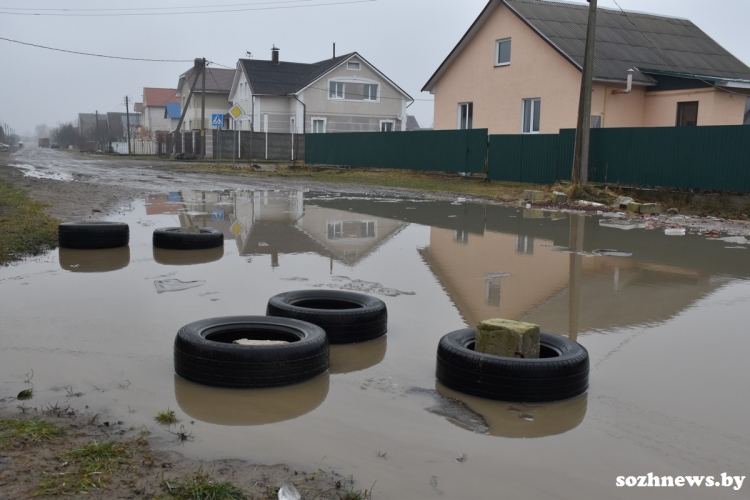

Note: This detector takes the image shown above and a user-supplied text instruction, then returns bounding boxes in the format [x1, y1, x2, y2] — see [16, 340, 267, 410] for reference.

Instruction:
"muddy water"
[2, 189, 750, 499]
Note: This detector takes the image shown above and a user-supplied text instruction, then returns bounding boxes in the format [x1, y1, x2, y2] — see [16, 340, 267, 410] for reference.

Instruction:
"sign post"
[228, 105, 245, 168]
[211, 114, 224, 164]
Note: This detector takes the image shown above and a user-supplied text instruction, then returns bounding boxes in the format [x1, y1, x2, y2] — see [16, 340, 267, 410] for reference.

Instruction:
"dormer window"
[347, 61, 361, 70]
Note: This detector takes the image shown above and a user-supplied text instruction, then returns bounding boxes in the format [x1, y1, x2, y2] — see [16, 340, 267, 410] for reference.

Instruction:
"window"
[329, 81, 344, 99]
[515, 235, 534, 254]
[364, 84, 378, 101]
[591, 115, 602, 128]
[522, 98, 541, 133]
[380, 120, 394, 132]
[347, 61, 361, 70]
[453, 230, 468, 244]
[326, 220, 376, 239]
[312, 118, 326, 133]
[676, 101, 699, 127]
[495, 38, 511, 66]
[239, 82, 244, 100]
[458, 102, 473, 129]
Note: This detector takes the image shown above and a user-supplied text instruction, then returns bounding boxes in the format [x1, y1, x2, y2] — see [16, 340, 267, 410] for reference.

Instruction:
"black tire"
[174, 316, 329, 388]
[174, 373, 329, 426]
[59, 246, 130, 273]
[436, 329, 589, 403]
[153, 246, 223, 266]
[153, 227, 224, 250]
[266, 290, 387, 345]
[58, 221, 129, 249]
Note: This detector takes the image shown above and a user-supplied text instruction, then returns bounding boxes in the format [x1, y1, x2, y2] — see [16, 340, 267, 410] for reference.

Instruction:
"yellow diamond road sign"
[231, 221, 244, 235]
[229, 104, 244, 120]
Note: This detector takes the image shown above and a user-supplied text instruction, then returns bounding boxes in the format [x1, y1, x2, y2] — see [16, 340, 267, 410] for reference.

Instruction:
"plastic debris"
[665, 228, 686, 236]
[593, 249, 633, 257]
[525, 203, 531, 209]
[455, 453, 468, 464]
[278, 483, 301, 500]
[233, 339, 289, 346]
[710, 236, 749, 244]
[154, 279, 205, 294]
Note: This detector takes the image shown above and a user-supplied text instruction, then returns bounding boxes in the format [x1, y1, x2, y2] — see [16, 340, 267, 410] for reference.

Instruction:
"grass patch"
[0, 182, 59, 265]
[160, 468, 246, 500]
[0, 418, 66, 445]
[35, 439, 144, 496]
[155, 408, 179, 426]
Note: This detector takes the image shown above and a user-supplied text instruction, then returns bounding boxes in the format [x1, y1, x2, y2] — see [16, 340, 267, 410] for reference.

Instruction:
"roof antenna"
[245, 51, 253, 58]
[333, 42, 336, 59]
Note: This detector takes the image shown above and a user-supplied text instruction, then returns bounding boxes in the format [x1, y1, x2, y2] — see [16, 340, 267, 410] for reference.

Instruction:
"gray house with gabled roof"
[229, 47, 413, 133]
[424, 0, 750, 133]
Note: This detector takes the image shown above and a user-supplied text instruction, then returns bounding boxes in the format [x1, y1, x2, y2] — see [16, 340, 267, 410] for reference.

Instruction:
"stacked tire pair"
[58, 221, 129, 249]
[436, 329, 589, 403]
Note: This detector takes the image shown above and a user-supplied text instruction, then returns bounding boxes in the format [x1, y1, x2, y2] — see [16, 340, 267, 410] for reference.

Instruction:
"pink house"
[423, 0, 750, 134]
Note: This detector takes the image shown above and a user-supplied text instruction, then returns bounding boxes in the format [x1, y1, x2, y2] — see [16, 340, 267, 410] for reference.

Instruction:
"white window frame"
[329, 81, 345, 100]
[363, 83, 378, 101]
[312, 117, 327, 133]
[347, 61, 361, 71]
[457, 102, 473, 130]
[521, 98, 541, 134]
[495, 38, 511, 67]
[380, 120, 395, 132]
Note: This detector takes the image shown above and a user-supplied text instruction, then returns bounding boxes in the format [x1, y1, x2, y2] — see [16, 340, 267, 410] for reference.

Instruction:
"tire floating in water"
[153, 227, 223, 250]
[266, 290, 387, 345]
[174, 316, 329, 389]
[58, 221, 129, 249]
[436, 329, 589, 403]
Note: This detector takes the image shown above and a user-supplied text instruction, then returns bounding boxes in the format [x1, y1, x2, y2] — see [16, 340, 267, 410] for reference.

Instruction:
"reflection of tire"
[266, 290, 387, 345]
[174, 373, 329, 426]
[174, 316, 329, 388]
[153, 246, 223, 266]
[330, 335, 387, 374]
[59, 246, 130, 273]
[58, 221, 129, 249]
[436, 329, 589, 402]
[435, 381, 587, 438]
[153, 227, 223, 250]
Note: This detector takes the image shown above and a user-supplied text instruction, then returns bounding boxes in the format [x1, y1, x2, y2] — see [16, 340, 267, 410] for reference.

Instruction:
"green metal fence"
[588, 126, 750, 192]
[487, 131, 574, 183]
[305, 129, 488, 173]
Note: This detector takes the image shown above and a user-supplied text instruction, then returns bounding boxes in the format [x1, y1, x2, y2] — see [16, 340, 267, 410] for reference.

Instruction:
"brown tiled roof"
[134, 102, 144, 112]
[143, 88, 179, 107]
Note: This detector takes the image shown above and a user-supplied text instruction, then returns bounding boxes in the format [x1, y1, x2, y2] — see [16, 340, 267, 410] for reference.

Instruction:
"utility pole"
[125, 96, 132, 156]
[95, 110, 100, 151]
[571, 0, 598, 186]
[169, 59, 204, 158]
[201, 58, 206, 159]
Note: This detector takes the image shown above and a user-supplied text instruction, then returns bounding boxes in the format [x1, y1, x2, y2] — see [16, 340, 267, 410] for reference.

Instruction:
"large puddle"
[2, 189, 749, 499]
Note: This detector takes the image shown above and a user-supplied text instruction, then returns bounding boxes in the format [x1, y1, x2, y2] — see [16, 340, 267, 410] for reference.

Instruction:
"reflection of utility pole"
[95, 110, 99, 151]
[572, 0, 598, 185]
[125, 96, 131, 156]
[201, 58, 206, 159]
[568, 214, 585, 341]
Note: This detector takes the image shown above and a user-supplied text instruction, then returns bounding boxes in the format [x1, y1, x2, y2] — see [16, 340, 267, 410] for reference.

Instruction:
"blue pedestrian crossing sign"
[211, 114, 224, 127]
[212, 208, 225, 220]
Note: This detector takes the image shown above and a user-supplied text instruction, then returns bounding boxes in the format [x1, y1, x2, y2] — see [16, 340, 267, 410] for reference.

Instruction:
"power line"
[0, 0, 316, 12]
[0, 36, 193, 62]
[0, 0, 376, 17]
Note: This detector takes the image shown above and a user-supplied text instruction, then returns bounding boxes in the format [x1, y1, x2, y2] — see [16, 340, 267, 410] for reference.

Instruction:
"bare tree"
[51, 122, 80, 149]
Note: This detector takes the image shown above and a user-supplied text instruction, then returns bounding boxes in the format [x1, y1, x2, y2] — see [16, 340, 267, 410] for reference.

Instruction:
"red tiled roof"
[143, 87, 179, 107]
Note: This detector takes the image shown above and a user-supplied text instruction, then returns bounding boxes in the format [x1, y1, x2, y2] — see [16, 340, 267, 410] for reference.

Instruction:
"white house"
[176, 66, 234, 132]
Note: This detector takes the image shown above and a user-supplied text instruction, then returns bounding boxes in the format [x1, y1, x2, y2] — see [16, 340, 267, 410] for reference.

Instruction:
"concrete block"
[551, 191, 568, 203]
[613, 196, 634, 209]
[639, 203, 662, 214]
[476, 319, 540, 359]
[523, 190, 545, 201]
[627, 202, 641, 213]
[523, 209, 545, 219]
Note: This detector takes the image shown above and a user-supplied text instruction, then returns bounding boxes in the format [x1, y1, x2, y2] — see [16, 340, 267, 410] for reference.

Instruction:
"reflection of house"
[145, 191, 235, 238]
[229, 190, 407, 267]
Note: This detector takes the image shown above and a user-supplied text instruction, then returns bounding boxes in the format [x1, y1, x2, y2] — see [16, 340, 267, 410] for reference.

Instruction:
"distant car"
[51, 142, 59, 148]
[0, 142, 9, 152]
[18, 142, 23, 147]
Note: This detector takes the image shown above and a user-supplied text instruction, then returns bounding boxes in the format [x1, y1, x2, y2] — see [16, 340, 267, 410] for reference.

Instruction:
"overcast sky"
[1, 0, 749, 136]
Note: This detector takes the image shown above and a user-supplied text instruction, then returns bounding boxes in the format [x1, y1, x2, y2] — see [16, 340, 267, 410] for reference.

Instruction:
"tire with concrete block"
[174, 316, 329, 388]
[436, 329, 589, 402]
[266, 290, 387, 344]
[58, 221, 129, 249]
[153, 227, 224, 250]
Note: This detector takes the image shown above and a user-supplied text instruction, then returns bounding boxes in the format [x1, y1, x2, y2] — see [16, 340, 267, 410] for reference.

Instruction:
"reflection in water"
[435, 382, 587, 438]
[58, 246, 130, 273]
[152, 246, 224, 266]
[174, 373, 329, 426]
[329, 336, 387, 374]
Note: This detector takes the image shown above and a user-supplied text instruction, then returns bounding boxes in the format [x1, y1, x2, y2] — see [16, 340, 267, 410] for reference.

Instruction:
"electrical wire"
[0, 0, 376, 17]
[0, 36, 193, 62]
[0, 0, 316, 12]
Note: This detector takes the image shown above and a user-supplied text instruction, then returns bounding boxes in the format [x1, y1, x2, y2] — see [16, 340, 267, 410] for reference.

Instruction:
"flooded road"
[2, 149, 750, 499]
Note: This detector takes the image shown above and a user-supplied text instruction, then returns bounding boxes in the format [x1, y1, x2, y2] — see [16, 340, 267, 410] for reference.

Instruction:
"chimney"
[333, 43, 336, 59]
[271, 45, 280, 66]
